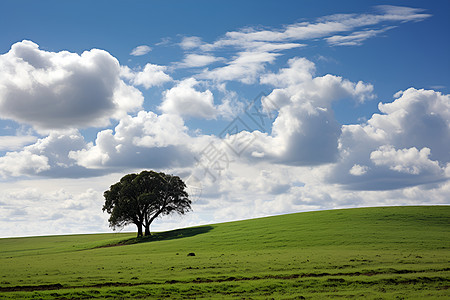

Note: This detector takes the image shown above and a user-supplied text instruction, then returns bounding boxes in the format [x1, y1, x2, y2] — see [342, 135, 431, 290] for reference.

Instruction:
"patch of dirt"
[2, 268, 447, 292]
[0, 283, 63, 292]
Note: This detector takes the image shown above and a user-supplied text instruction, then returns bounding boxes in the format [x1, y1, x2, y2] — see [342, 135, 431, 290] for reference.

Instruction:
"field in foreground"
[0, 206, 449, 299]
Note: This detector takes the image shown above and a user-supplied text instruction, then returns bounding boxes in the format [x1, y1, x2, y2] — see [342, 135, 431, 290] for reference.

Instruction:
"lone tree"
[103, 170, 191, 237]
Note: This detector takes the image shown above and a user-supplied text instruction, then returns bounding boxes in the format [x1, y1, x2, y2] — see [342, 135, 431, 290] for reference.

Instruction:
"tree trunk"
[144, 223, 151, 236]
[136, 223, 143, 237]
[146, 207, 164, 236]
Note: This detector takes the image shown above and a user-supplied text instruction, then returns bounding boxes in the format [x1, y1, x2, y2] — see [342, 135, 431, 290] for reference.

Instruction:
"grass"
[0, 206, 449, 299]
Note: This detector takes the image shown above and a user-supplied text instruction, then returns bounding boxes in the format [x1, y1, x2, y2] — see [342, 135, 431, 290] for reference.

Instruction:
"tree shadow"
[103, 225, 214, 248]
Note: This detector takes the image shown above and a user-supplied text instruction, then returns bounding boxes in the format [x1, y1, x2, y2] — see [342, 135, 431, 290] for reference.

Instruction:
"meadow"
[0, 206, 449, 299]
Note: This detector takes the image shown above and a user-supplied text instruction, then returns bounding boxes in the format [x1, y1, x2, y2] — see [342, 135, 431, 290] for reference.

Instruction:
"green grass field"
[0, 206, 449, 299]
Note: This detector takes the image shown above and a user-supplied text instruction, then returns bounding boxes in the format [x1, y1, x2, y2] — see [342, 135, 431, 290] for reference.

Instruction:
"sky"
[0, 0, 449, 238]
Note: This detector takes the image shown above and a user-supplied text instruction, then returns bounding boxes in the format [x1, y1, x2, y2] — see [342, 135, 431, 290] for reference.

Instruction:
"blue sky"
[0, 1, 449, 237]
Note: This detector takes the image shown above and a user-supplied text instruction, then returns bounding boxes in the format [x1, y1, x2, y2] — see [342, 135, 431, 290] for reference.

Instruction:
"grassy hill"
[0, 206, 449, 299]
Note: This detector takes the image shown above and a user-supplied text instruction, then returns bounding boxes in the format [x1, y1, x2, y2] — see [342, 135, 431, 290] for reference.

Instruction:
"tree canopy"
[103, 170, 191, 237]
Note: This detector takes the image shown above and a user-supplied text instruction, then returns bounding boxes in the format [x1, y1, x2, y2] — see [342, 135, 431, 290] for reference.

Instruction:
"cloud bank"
[0, 5, 447, 238]
[328, 88, 449, 190]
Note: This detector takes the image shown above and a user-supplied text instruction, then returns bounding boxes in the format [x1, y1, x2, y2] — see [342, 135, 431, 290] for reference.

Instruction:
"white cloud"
[260, 57, 315, 87]
[2, 150, 449, 238]
[130, 45, 152, 56]
[326, 26, 395, 46]
[156, 37, 172, 46]
[270, 104, 343, 165]
[0, 183, 109, 237]
[177, 6, 430, 90]
[375, 5, 431, 22]
[0, 130, 107, 178]
[0, 135, 37, 151]
[0, 40, 143, 132]
[177, 54, 223, 68]
[429, 85, 446, 90]
[193, 6, 430, 53]
[370, 146, 441, 175]
[180, 36, 203, 49]
[349, 164, 369, 176]
[372, 88, 450, 161]
[69, 111, 195, 170]
[199, 51, 280, 84]
[238, 57, 374, 166]
[184, 156, 448, 227]
[0, 151, 49, 177]
[24, 130, 87, 167]
[159, 78, 217, 119]
[261, 57, 374, 104]
[121, 63, 172, 89]
[328, 88, 449, 190]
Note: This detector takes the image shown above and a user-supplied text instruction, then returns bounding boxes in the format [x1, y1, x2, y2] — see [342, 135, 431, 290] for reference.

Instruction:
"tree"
[103, 170, 191, 237]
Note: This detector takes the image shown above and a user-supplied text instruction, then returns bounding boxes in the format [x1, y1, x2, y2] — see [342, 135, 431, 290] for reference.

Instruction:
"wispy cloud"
[177, 5, 431, 84]
[326, 26, 396, 46]
[176, 54, 224, 68]
[0, 135, 37, 151]
[183, 5, 431, 53]
[130, 45, 152, 56]
[198, 51, 281, 84]
[180, 36, 203, 50]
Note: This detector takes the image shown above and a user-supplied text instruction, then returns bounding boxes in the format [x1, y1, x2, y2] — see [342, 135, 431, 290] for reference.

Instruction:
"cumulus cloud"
[270, 105, 342, 165]
[0, 130, 109, 178]
[349, 164, 369, 176]
[159, 78, 217, 119]
[370, 146, 441, 175]
[0, 151, 49, 177]
[373, 88, 450, 161]
[328, 88, 450, 190]
[121, 63, 172, 89]
[260, 57, 316, 87]
[261, 57, 375, 104]
[130, 45, 152, 56]
[69, 111, 195, 170]
[0, 40, 143, 132]
[239, 57, 374, 166]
